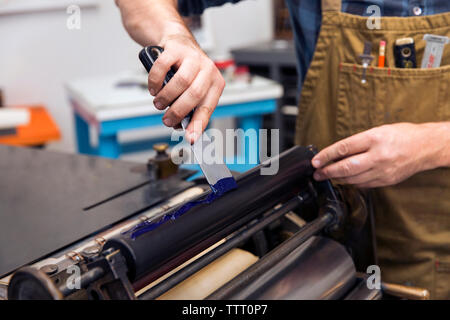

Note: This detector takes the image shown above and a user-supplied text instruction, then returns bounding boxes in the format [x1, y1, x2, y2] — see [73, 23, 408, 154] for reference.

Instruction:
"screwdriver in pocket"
[359, 41, 374, 83]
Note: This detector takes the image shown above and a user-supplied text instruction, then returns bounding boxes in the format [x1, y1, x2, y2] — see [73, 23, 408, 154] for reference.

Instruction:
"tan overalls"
[295, 0, 450, 299]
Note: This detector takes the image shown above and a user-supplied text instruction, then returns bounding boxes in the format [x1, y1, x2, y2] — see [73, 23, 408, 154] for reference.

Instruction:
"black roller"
[103, 146, 316, 282]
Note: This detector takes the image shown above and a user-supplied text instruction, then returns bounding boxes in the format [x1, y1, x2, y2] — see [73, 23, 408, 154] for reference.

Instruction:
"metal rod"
[206, 212, 334, 300]
[138, 194, 308, 300]
[381, 282, 430, 300]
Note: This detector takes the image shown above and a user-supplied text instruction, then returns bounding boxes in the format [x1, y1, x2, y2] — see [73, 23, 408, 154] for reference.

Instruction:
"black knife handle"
[139, 46, 194, 125]
[139, 46, 176, 85]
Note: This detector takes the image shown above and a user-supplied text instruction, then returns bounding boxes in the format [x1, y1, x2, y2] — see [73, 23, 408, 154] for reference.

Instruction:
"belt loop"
[321, 0, 342, 12]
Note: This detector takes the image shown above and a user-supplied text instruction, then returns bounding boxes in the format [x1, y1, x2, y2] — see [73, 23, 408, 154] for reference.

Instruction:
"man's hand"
[150, 34, 225, 143]
[311, 122, 450, 188]
[115, 0, 225, 143]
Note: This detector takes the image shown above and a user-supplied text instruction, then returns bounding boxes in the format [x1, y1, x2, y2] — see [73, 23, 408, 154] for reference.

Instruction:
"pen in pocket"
[378, 40, 386, 68]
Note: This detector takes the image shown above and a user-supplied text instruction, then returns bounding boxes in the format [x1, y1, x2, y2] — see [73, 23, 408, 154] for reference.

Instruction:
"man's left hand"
[311, 123, 448, 188]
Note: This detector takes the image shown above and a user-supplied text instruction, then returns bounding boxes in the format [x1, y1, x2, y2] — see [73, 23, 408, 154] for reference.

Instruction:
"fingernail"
[313, 172, 322, 180]
[163, 118, 173, 127]
[312, 159, 321, 168]
[150, 89, 156, 96]
[154, 100, 163, 109]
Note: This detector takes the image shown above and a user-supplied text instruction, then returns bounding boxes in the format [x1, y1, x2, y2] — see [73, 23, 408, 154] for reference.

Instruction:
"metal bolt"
[67, 251, 83, 262]
[95, 237, 106, 246]
[40, 264, 58, 275]
[81, 245, 101, 259]
[153, 143, 169, 154]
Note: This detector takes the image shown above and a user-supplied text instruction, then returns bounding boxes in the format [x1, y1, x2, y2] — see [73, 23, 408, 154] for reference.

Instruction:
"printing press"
[0, 144, 429, 300]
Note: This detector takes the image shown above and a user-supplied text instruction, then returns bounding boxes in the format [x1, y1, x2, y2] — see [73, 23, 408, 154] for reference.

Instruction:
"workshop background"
[0, 0, 296, 161]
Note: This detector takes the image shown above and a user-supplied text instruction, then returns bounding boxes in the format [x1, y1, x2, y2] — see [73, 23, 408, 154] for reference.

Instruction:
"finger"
[185, 85, 222, 143]
[162, 70, 211, 128]
[153, 60, 200, 110]
[313, 152, 373, 180]
[312, 132, 372, 169]
[148, 51, 179, 96]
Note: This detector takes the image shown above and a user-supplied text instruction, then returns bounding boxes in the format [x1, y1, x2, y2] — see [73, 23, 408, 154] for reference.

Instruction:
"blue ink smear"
[123, 177, 237, 240]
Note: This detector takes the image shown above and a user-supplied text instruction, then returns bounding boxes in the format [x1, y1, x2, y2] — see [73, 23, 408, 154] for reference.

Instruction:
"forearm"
[115, 0, 192, 46]
[115, 0, 224, 141]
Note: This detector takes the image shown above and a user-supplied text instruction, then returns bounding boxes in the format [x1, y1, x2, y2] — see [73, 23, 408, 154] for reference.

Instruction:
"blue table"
[67, 74, 283, 172]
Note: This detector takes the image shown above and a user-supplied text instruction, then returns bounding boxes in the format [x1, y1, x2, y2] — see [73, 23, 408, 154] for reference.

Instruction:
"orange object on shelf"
[0, 105, 61, 146]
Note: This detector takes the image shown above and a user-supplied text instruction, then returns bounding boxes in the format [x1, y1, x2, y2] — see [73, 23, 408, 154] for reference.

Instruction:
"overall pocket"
[336, 63, 450, 139]
[336, 63, 450, 299]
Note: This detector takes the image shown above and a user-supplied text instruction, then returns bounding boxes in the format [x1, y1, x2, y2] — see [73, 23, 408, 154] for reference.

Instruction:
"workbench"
[66, 72, 283, 172]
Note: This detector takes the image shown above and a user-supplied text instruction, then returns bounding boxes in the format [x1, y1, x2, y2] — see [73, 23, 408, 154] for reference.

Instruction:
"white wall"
[203, 0, 274, 58]
[0, 0, 273, 154]
[0, 1, 141, 152]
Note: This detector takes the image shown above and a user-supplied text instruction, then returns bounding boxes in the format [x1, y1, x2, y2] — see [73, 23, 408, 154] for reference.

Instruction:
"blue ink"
[124, 177, 237, 240]
[210, 176, 238, 195]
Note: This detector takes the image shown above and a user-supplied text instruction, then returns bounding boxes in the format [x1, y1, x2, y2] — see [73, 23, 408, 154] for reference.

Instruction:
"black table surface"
[0, 145, 193, 277]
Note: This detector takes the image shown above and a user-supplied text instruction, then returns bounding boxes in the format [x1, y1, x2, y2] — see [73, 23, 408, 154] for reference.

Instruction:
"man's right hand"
[115, 0, 225, 143]
[150, 34, 225, 143]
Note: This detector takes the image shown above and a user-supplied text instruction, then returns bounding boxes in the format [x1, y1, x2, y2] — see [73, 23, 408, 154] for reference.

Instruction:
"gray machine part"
[232, 236, 356, 300]
[0, 145, 194, 277]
